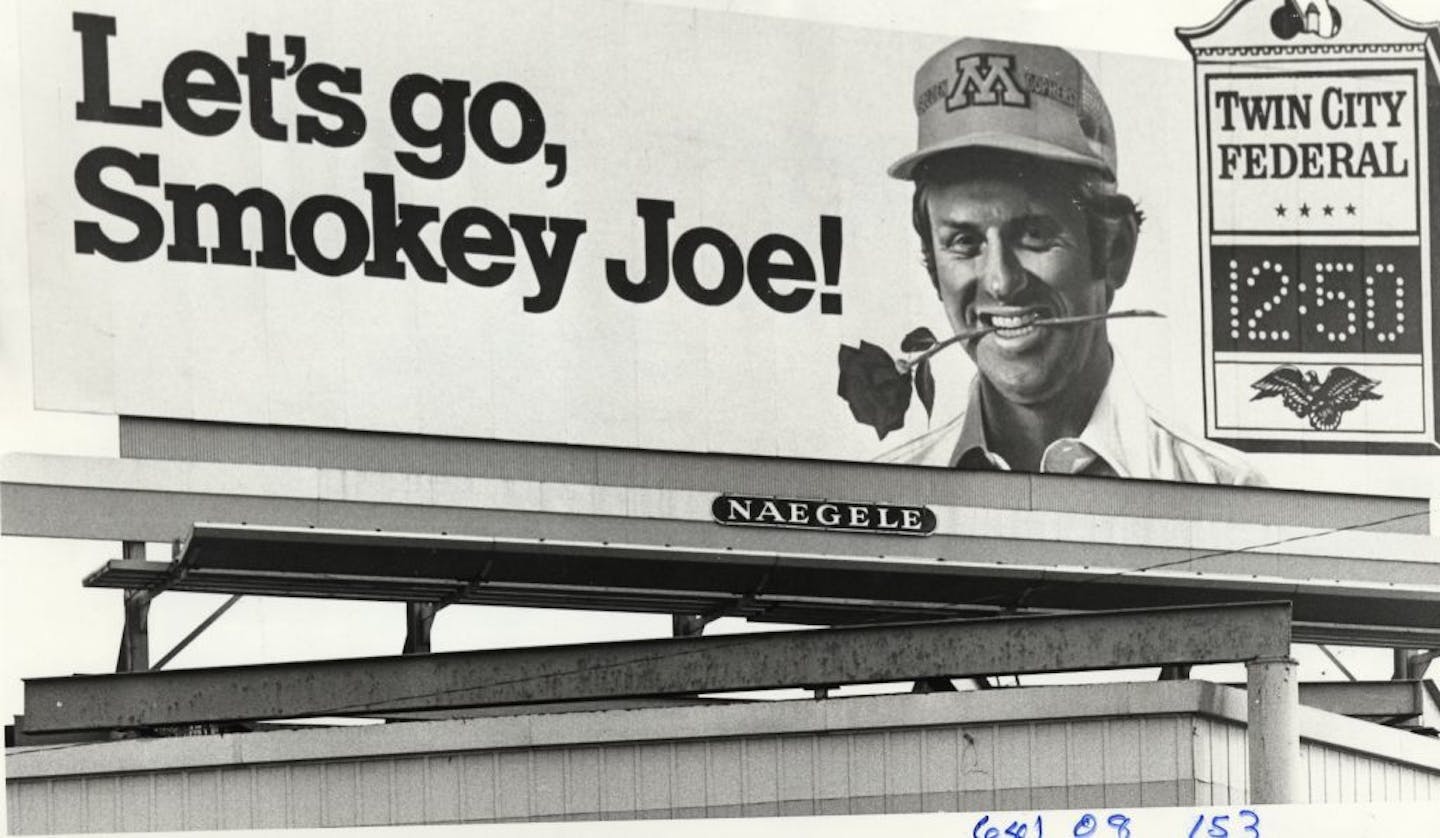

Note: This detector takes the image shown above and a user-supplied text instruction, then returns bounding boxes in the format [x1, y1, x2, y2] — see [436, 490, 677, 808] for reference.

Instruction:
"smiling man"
[881, 38, 1260, 483]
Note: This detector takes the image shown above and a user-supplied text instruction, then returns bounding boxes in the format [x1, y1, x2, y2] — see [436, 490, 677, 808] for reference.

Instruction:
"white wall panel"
[9, 684, 1440, 832]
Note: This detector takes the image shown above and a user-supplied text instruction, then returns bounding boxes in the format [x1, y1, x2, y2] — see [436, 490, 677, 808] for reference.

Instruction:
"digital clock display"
[1210, 244, 1422, 354]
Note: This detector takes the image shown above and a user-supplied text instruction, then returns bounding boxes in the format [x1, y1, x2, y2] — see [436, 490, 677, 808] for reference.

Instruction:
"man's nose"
[981, 243, 1028, 301]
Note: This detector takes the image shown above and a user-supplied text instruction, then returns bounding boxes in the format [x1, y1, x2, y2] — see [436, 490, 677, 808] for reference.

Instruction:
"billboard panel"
[1181, 0, 1439, 456]
[16, 0, 1440, 494]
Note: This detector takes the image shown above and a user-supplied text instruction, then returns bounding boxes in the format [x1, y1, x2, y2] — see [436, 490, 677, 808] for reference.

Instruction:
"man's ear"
[1095, 212, 1139, 296]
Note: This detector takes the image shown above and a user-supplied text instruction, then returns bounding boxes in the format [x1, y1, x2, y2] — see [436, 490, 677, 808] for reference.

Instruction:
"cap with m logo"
[888, 37, 1118, 183]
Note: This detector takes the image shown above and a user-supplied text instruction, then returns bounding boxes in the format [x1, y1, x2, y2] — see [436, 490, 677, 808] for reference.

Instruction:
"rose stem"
[899, 309, 1165, 371]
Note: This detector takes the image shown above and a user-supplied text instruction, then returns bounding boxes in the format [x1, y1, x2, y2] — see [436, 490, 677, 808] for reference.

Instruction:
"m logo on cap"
[945, 53, 1029, 111]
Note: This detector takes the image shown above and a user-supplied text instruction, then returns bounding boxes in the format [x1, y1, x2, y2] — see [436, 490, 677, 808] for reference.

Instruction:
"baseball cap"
[888, 37, 1118, 183]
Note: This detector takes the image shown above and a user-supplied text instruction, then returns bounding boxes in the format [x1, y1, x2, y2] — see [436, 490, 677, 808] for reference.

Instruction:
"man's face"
[924, 176, 1111, 406]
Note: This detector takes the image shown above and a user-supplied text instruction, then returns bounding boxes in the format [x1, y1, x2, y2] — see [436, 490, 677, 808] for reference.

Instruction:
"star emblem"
[1322, 205, 1334, 217]
[1299, 203, 1311, 217]
[1275, 204, 1287, 217]
[1345, 204, 1356, 215]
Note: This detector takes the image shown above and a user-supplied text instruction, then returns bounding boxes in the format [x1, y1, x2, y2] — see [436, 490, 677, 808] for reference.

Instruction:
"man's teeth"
[988, 313, 1042, 335]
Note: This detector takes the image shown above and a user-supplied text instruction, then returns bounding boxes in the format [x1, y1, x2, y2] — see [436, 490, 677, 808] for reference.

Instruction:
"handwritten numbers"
[1189, 810, 1261, 838]
[975, 814, 1044, 838]
[1072, 813, 1130, 838]
[977, 809, 1253, 838]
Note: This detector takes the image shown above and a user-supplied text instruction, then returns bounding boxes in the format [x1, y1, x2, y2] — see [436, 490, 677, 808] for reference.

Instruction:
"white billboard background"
[20, 0, 927, 458]
[20, 0, 1430, 492]
[3, 0, 1439, 743]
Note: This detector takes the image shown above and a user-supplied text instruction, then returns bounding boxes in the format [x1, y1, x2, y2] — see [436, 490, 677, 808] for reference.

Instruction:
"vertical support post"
[910, 676, 957, 693]
[403, 603, 439, 655]
[1246, 655, 1302, 804]
[671, 614, 708, 637]
[116, 590, 152, 672]
[1392, 648, 1424, 680]
[115, 542, 151, 673]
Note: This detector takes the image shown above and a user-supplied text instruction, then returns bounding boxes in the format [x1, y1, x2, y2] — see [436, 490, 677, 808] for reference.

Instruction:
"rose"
[836, 341, 914, 440]
[837, 312, 1160, 439]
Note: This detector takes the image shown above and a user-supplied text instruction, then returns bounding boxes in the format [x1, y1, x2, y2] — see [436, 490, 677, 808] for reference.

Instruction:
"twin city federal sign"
[1181, 0, 1440, 453]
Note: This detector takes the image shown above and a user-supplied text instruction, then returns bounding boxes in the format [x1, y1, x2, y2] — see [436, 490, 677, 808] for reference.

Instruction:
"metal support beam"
[1297, 680, 1422, 720]
[671, 614, 712, 638]
[1392, 648, 1437, 680]
[1393, 648, 1415, 680]
[66, 521, 1440, 647]
[1222, 680, 1423, 720]
[1246, 655, 1302, 804]
[22, 602, 1291, 733]
[1317, 644, 1357, 682]
[152, 595, 242, 671]
[115, 590, 151, 673]
[114, 542, 151, 673]
[1409, 649, 1437, 679]
[910, 677, 957, 693]
[403, 602, 442, 654]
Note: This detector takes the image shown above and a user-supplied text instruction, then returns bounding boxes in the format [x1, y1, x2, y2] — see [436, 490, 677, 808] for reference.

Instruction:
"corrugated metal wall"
[8, 716, 1199, 832]
[1190, 717, 1440, 805]
[10, 687, 1440, 833]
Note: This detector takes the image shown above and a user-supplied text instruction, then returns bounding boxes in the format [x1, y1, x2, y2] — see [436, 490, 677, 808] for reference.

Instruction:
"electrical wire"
[993, 507, 1432, 612]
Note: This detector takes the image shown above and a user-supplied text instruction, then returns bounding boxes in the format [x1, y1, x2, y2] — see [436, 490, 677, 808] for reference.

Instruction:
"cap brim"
[887, 133, 1113, 181]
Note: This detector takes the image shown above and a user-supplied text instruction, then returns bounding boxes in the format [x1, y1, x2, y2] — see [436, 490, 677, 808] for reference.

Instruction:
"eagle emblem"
[1249, 365, 1381, 431]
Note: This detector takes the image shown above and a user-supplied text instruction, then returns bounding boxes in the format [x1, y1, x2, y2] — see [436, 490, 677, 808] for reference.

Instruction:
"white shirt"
[877, 359, 1264, 485]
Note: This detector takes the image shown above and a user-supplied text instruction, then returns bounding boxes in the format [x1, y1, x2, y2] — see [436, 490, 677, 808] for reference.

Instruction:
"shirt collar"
[1071, 355, 1153, 479]
[950, 380, 1001, 470]
[946, 356, 1148, 477]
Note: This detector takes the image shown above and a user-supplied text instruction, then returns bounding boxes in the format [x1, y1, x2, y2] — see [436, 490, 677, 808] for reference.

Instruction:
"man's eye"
[1017, 223, 1062, 249]
[944, 234, 983, 256]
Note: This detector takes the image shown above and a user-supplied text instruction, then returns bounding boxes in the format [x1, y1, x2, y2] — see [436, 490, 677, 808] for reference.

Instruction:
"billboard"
[15, 0, 1440, 495]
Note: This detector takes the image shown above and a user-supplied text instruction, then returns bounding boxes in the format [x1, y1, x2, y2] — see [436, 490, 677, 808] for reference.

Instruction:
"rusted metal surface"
[21, 602, 1291, 733]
